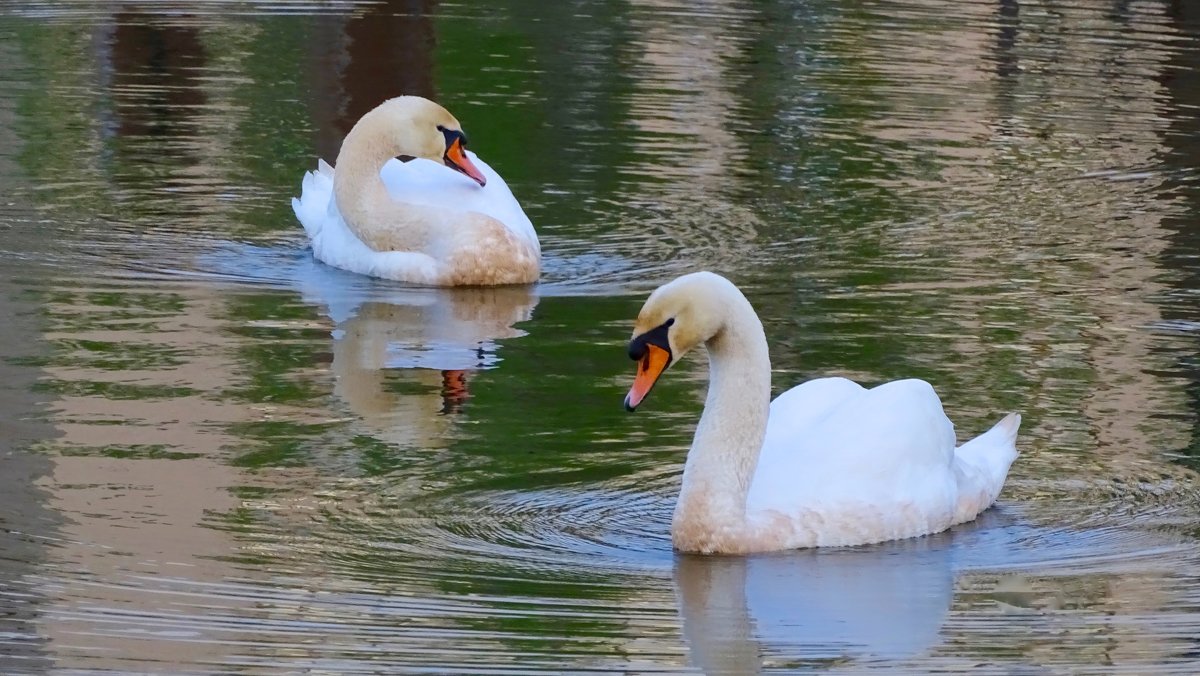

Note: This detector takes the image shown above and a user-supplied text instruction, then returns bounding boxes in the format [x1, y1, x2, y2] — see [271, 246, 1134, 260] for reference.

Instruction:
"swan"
[624, 272, 1021, 554]
[292, 96, 540, 286]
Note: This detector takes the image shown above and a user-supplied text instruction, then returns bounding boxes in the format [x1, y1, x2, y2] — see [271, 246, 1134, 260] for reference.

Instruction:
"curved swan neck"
[334, 98, 439, 182]
[331, 104, 438, 247]
[672, 286, 772, 553]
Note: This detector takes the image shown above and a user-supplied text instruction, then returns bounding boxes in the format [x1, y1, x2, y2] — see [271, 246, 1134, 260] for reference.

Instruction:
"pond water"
[2, 0, 1200, 673]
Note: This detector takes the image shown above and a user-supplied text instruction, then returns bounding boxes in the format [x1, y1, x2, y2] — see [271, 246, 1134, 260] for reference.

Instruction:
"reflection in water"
[0, 288, 57, 671]
[0, 33, 55, 671]
[675, 509, 1198, 674]
[676, 539, 952, 674]
[308, 0, 439, 161]
[617, 0, 761, 275]
[1157, 0, 1200, 469]
[297, 263, 537, 444]
[107, 15, 207, 139]
[21, 279, 260, 671]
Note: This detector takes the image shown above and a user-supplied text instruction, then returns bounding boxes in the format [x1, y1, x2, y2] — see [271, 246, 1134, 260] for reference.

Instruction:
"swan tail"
[293, 161, 336, 240]
[951, 412, 1021, 524]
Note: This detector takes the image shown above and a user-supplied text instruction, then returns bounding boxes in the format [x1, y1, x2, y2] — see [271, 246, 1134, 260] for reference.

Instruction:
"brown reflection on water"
[858, 0, 997, 171]
[29, 29, 266, 669]
[30, 285, 256, 670]
[87, 10, 261, 237]
[618, 0, 762, 273]
[936, 571, 1178, 671]
[844, 0, 1194, 492]
[1001, 2, 1194, 484]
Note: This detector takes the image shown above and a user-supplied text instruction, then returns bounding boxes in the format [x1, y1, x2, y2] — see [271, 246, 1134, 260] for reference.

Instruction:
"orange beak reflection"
[444, 137, 487, 187]
[625, 343, 671, 412]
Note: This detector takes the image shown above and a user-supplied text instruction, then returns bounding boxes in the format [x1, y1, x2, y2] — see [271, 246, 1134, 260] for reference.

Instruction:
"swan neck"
[335, 105, 429, 175]
[332, 111, 428, 240]
[673, 297, 772, 552]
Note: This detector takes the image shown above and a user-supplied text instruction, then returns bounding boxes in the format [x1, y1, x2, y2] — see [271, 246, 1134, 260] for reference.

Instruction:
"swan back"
[379, 153, 538, 248]
[748, 378, 1019, 548]
[751, 379, 957, 515]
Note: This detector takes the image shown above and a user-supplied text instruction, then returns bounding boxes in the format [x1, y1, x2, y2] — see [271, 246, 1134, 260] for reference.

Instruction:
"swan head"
[624, 272, 737, 411]
[366, 96, 487, 187]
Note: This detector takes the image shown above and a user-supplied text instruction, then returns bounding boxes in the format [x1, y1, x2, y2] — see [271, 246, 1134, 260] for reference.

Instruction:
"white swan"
[292, 96, 540, 286]
[624, 272, 1021, 554]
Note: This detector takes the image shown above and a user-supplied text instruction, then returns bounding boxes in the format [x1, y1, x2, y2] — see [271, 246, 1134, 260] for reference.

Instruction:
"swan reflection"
[298, 264, 538, 442]
[674, 531, 957, 674]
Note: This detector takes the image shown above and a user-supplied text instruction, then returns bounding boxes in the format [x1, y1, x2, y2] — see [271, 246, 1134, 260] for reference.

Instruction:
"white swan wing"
[748, 379, 960, 541]
[293, 153, 540, 283]
[379, 152, 538, 246]
[759, 376, 866, 454]
[748, 377, 1019, 545]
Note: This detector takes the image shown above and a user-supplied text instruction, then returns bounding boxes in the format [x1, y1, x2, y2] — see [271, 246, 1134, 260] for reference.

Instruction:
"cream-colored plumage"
[292, 96, 540, 286]
[625, 272, 1021, 554]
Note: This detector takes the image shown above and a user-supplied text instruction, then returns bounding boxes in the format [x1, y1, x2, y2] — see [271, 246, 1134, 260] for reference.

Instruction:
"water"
[2, 0, 1200, 672]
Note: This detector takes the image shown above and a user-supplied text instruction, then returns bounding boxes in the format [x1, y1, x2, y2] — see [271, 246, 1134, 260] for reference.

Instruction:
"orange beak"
[625, 343, 671, 412]
[444, 137, 487, 187]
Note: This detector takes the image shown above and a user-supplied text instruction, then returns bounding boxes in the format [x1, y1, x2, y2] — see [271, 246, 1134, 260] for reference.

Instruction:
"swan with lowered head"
[292, 96, 540, 286]
[624, 272, 1020, 554]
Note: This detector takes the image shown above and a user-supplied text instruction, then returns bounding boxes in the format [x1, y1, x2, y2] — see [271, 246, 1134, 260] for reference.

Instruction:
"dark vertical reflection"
[108, 16, 206, 138]
[993, 0, 1020, 137]
[1159, 0, 1200, 468]
[308, 0, 439, 161]
[995, 0, 1019, 78]
[93, 11, 211, 226]
[1108, 0, 1134, 25]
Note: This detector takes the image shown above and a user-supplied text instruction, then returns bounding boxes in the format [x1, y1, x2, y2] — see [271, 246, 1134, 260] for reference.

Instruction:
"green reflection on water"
[32, 379, 197, 400]
[432, 295, 686, 493]
[223, 293, 327, 403]
[53, 443, 202, 461]
[225, 419, 333, 468]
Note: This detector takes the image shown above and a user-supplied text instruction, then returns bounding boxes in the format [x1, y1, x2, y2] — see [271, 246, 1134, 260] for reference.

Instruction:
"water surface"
[2, 0, 1200, 673]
